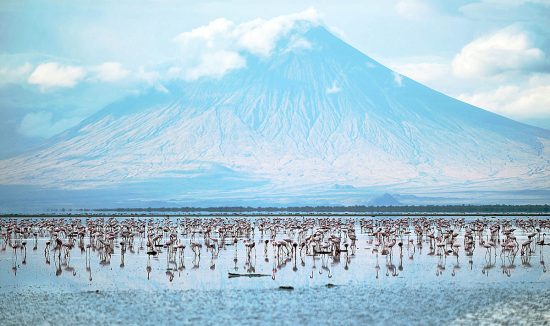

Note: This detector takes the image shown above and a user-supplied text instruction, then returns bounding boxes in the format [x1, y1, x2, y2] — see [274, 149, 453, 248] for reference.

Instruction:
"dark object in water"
[326, 283, 336, 288]
[279, 286, 294, 290]
[228, 272, 270, 278]
[314, 250, 332, 255]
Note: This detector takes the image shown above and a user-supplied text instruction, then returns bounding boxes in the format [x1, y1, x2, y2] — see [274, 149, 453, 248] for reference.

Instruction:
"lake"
[1, 215, 549, 325]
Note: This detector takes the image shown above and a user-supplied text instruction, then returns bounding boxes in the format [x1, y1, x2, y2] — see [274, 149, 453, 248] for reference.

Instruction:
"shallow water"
[1, 216, 549, 325]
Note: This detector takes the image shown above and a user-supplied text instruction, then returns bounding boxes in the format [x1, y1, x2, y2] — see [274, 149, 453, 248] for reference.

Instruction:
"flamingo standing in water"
[1, 215, 548, 284]
[536, 233, 546, 246]
[21, 241, 27, 265]
[521, 239, 532, 256]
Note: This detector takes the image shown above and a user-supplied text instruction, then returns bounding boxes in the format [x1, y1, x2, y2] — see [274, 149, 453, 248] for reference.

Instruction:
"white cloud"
[452, 26, 546, 78]
[175, 18, 236, 53]
[457, 75, 550, 120]
[136, 66, 168, 93]
[393, 71, 403, 86]
[172, 8, 320, 80]
[326, 81, 341, 94]
[27, 62, 86, 89]
[91, 62, 129, 82]
[235, 8, 319, 56]
[186, 50, 246, 81]
[283, 35, 312, 53]
[25, 61, 131, 89]
[18, 111, 82, 138]
[173, 18, 245, 81]
[0, 63, 33, 84]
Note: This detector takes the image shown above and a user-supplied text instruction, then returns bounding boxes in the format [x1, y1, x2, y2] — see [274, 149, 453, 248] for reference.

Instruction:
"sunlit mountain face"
[1, 22, 549, 209]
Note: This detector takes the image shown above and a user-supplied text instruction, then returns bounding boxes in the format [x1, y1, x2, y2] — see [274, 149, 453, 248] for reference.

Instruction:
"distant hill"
[369, 193, 401, 206]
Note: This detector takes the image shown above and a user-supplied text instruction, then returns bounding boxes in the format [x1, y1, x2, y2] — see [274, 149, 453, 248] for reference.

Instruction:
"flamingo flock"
[1, 216, 548, 281]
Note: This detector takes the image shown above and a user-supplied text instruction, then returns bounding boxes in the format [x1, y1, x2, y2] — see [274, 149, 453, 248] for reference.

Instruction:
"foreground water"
[1, 215, 549, 325]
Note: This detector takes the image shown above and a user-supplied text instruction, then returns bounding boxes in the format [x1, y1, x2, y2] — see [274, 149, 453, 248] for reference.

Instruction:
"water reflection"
[0, 216, 549, 289]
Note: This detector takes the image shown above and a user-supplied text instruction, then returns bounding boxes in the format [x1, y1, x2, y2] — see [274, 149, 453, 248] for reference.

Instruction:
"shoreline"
[2, 212, 550, 218]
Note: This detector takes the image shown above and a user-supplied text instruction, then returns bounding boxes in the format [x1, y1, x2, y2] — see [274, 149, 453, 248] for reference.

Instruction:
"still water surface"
[1, 215, 548, 325]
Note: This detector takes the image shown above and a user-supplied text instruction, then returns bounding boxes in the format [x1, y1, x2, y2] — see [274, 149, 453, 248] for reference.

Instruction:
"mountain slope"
[0, 25, 549, 207]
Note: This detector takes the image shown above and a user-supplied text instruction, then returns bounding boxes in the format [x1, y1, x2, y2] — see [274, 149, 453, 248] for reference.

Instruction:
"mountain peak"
[0, 15, 549, 208]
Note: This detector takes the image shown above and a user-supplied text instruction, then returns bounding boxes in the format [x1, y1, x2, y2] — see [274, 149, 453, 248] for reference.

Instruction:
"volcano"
[1, 22, 549, 208]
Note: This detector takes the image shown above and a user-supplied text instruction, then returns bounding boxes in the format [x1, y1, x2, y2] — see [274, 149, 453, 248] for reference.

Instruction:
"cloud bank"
[449, 25, 550, 124]
[27, 62, 86, 89]
[25, 61, 132, 90]
[458, 75, 550, 120]
[172, 8, 319, 80]
[391, 21, 550, 127]
[452, 26, 547, 78]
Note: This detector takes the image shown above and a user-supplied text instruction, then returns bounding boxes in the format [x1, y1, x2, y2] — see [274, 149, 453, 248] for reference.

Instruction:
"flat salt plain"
[0, 215, 549, 325]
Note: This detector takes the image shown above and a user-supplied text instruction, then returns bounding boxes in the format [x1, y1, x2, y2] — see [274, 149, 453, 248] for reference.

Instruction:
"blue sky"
[1, 0, 549, 157]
